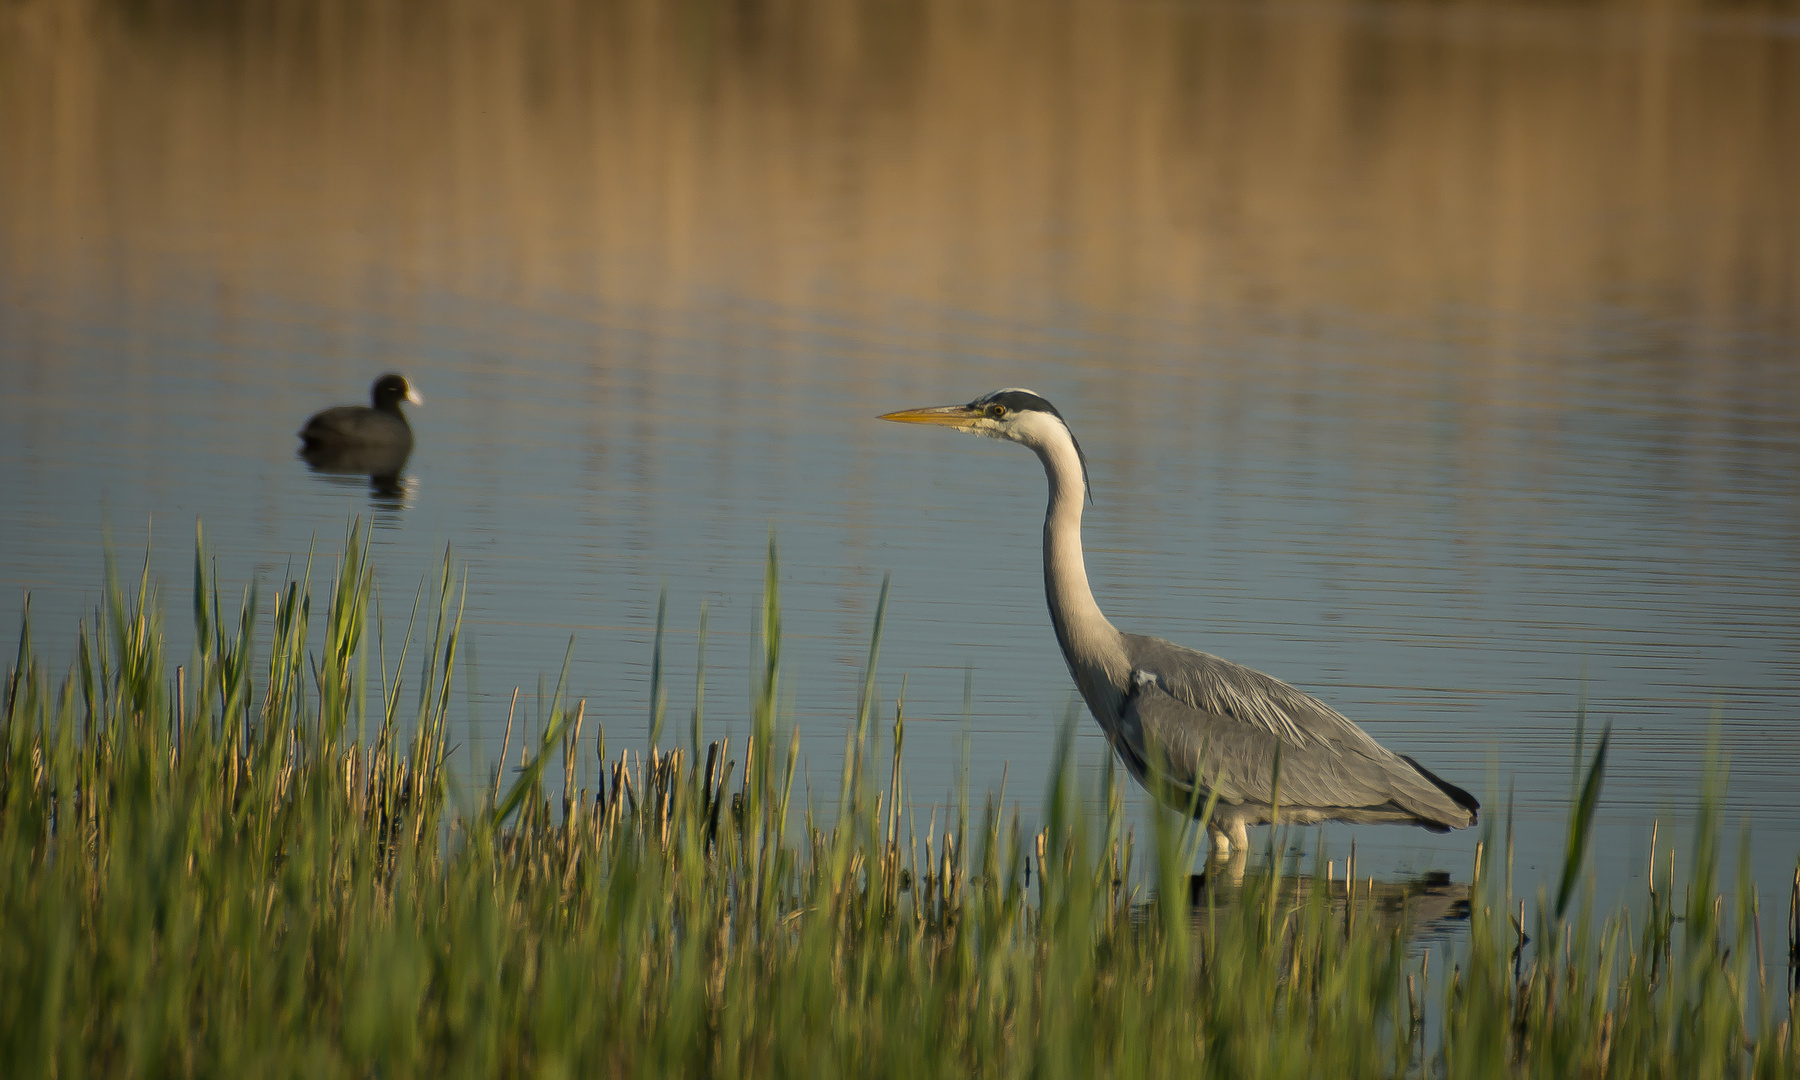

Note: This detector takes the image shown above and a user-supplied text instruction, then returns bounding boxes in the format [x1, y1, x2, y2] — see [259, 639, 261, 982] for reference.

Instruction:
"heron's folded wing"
[1123, 634, 1386, 756]
[1121, 673, 1401, 811]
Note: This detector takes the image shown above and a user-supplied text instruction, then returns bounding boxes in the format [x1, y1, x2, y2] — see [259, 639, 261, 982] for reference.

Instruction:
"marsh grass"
[1, 523, 1796, 1078]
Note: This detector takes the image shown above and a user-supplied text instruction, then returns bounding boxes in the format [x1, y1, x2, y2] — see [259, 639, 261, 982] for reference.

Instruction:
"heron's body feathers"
[1120, 633, 1381, 752]
[1112, 662, 1477, 834]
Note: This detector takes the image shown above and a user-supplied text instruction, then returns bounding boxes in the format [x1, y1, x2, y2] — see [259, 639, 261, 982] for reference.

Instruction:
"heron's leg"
[1205, 815, 1250, 861]
[1221, 844, 1247, 886]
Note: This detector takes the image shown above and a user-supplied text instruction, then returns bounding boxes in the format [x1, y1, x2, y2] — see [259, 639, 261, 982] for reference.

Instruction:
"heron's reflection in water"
[299, 443, 416, 509]
[1178, 857, 1472, 944]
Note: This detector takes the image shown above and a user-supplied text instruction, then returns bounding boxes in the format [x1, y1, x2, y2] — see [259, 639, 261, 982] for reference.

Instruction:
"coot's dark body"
[299, 374, 421, 451]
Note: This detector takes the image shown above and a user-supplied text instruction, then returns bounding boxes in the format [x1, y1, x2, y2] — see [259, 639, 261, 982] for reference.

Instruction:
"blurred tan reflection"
[2, 0, 1795, 334]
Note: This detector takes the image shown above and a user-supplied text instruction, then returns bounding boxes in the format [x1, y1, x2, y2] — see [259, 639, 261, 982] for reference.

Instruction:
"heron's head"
[879, 387, 1090, 497]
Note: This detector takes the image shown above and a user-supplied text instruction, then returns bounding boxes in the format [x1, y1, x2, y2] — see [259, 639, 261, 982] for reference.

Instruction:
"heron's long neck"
[1037, 432, 1127, 694]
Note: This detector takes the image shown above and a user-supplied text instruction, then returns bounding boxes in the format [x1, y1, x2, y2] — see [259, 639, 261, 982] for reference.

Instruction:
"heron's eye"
[987, 404, 1006, 419]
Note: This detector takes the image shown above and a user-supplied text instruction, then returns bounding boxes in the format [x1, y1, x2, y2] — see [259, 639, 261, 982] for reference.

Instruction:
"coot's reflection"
[299, 443, 414, 505]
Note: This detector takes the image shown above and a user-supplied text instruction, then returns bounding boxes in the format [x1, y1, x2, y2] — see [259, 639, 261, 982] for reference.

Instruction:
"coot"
[299, 374, 422, 450]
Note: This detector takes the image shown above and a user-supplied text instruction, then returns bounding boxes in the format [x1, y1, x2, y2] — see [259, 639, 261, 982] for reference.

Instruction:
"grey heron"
[881, 388, 1479, 858]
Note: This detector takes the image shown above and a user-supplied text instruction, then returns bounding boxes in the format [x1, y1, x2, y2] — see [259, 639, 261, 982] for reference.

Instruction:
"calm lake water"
[2, 0, 1797, 941]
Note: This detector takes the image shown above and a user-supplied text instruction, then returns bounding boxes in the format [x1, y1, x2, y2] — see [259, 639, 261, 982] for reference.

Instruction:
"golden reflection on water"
[3, 0, 1796, 342]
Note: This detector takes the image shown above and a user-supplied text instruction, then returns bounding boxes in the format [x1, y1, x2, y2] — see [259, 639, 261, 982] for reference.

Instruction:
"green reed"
[1, 522, 1795, 1078]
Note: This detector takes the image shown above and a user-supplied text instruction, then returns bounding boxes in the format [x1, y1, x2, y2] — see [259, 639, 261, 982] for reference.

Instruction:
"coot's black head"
[371, 374, 424, 413]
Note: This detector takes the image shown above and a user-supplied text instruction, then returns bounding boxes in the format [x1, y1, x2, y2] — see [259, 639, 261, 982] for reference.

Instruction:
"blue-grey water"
[2, 0, 1796, 967]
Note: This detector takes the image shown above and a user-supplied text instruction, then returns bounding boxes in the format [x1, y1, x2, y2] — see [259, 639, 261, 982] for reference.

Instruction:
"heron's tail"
[1398, 754, 1480, 828]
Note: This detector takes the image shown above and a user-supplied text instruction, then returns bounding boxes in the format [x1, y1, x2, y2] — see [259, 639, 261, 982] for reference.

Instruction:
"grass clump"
[1, 522, 1796, 1078]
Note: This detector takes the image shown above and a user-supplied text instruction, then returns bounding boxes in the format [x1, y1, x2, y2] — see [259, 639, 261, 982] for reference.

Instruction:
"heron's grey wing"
[1121, 634, 1386, 755]
[1118, 673, 1403, 811]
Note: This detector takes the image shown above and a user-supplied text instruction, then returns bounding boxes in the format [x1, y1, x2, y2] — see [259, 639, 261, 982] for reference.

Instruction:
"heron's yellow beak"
[878, 404, 978, 426]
